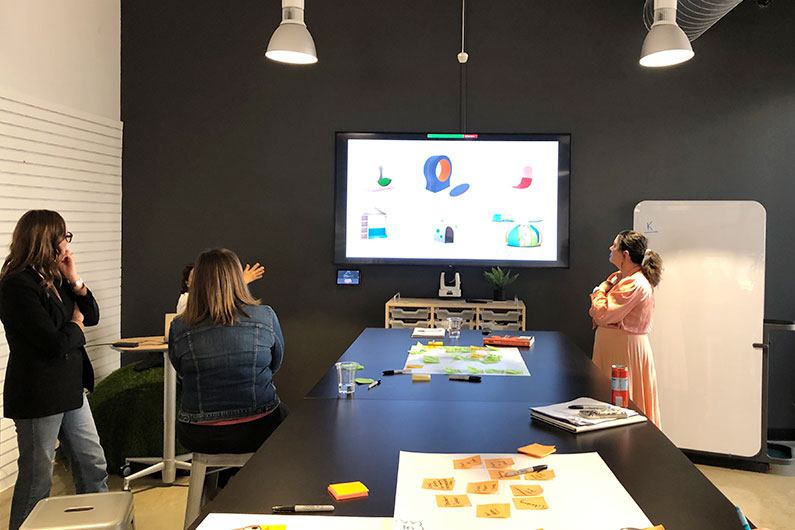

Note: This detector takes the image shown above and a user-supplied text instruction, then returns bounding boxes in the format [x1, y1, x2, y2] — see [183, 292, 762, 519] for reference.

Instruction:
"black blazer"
[0, 268, 99, 419]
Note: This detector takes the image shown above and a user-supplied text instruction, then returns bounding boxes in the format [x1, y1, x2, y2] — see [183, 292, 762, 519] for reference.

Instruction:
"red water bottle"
[611, 365, 629, 407]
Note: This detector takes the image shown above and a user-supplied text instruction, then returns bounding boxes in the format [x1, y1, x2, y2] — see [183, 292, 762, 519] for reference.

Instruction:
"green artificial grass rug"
[88, 362, 188, 475]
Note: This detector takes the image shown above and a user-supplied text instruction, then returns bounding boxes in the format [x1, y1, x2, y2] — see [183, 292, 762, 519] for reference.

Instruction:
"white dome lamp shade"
[640, 0, 694, 67]
[266, 0, 317, 65]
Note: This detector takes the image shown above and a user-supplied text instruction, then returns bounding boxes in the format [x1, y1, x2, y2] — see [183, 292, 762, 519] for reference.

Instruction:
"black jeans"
[177, 403, 289, 454]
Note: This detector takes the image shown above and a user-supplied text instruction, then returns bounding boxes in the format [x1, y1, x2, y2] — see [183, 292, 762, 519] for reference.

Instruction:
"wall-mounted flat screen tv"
[334, 132, 570, 267]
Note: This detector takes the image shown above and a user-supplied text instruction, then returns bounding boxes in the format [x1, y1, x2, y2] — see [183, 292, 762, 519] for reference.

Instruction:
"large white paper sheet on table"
[197, 513, 393, 530]
[393, 451, 652, 530]
[404, 345, 530, 376]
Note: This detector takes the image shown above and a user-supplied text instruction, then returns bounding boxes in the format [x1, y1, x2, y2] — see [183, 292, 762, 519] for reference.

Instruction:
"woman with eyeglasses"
[0, 210, 108, 530]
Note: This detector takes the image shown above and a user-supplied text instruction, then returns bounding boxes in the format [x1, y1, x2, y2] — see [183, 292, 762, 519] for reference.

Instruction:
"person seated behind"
[176, 261, 264, 314]
[168, 249, 287, 454]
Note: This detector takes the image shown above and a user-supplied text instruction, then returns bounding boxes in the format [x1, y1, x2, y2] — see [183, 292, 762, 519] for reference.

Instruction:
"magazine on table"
[530, 397, 646, 433]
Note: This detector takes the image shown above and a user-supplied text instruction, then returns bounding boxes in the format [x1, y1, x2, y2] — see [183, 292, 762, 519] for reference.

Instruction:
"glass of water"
[446, 317, 463, 339]
[335, 361, 358, 396]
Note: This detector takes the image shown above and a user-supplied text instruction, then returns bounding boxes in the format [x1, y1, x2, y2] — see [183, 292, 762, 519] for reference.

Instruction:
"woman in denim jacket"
[168, 248, 287, 454]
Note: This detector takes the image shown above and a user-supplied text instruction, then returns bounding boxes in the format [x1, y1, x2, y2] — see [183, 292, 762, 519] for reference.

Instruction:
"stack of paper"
[412, 327, 446, 338]
[530, 397, 646, 433]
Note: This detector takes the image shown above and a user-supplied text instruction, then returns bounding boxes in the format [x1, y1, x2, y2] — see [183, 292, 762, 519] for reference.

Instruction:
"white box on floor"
[20, 491, 134, 530]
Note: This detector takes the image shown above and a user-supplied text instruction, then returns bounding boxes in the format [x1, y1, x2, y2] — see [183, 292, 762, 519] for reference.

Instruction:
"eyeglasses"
[64, 232, 73, 243]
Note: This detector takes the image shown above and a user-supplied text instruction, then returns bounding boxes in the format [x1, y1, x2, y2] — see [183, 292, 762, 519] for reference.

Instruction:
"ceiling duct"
[643, 0, 743, 41]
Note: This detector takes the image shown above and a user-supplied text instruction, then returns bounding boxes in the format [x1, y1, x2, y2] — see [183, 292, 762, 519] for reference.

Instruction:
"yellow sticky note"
[412, 373, 431, 382]
[422, 477, 455, 491]
[470, 352, 486, 358]
[488, 469, 520, 480]
[327, 481, 369, 500]
[466, 480, 499, 494]
[453, 455, 482, 469]
[435, 494, 471, 508]
[524, 469, 556, 481]
[476, 503, 511, 518]
[512, 496, 549, 510]
[470, 345, 485, 350]
[517, 443, 556, 458]
[406, 364, 424, 369]
[485, 457, 514, 469]
[510, 484, 544, 497]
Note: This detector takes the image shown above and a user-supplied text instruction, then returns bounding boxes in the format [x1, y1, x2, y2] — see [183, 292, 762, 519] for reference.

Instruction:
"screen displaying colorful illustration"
[334, 133, 570, 267]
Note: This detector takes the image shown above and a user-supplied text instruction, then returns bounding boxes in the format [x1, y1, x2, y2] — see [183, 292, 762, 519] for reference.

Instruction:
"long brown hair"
[616, 230, 663, 287]
[183, 248, 260, 326]
[0, 210, 68, 294]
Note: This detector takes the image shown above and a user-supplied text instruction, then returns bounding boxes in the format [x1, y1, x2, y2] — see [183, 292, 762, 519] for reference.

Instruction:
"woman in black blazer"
[0, 210, 108, 530]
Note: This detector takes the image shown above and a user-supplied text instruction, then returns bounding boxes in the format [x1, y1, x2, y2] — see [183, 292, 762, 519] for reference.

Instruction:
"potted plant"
[483, 266, 518, 301]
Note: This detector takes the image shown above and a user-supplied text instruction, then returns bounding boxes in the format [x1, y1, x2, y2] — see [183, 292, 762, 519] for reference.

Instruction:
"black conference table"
[191, 329, 744, 530]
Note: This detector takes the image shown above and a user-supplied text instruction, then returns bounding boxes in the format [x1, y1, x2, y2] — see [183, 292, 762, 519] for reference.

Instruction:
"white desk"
[113, 336, 191, 487]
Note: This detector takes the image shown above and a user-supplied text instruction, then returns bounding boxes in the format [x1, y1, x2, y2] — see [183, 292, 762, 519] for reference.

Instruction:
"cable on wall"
[457, 0, 469, 132]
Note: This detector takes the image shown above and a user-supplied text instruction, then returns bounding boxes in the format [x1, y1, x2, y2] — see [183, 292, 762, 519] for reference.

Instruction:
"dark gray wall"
[121, 1, 795, 434]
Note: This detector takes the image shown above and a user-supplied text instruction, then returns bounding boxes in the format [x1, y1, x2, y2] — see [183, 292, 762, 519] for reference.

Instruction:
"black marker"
[503, 464, 548, 477]
[449, 375, 482, 383]
[382, 369, 410, 376]
[568, 405, 609, 410]
[272, 504, 335, 513]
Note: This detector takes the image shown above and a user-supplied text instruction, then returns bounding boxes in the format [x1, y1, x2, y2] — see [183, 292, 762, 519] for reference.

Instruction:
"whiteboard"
[634, 201, 765, 457]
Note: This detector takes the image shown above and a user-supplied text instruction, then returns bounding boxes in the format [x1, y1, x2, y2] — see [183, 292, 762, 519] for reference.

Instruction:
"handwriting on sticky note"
[422, 477, 455, 490]
[466, 480, 499, 494]
[435, 494, 471, 508]
[517, 443, 556, 458]
[485, 457, 515, 469]
[488, 469, 520, 480]
[524, 469, 556, 481]
[510, 484, 544, 496]
[512, 496, 549, 510]
[453, 455, 482, 469]
[476, 503, 511, 518]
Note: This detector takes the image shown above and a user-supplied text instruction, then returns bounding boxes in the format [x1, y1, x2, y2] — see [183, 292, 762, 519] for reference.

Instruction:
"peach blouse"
[589, 270, 655, 335]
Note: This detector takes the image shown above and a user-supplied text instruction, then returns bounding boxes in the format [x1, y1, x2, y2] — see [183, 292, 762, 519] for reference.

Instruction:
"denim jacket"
[168, 304, 284, 423]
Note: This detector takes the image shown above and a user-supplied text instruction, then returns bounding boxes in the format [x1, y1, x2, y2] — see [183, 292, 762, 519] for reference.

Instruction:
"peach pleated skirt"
[592, 326, 661, 429]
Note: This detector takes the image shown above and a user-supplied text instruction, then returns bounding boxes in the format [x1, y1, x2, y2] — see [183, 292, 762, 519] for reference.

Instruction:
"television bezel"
[333, 132, 570, 268]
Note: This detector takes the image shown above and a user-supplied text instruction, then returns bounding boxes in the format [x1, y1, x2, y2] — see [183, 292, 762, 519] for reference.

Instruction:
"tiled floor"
[0, 460, 792, 529]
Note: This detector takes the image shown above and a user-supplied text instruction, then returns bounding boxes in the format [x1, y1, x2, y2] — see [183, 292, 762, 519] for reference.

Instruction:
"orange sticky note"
[512, 496, 549, 510]
[476, 503, 511, 518]
[327, 481, 369, 500]
[435, 494, 471, 508]
[485, 457, 515, 469]
[466, 480, 500, 494]
[406, 364, 424, 369]
[510, 484, 544, 497]
[517, 443, 556, 458]
[524, 469, 556, 481]
[422, 478, 455, 491]
[453, 455, 482, 469]
[488, 469, 520, 480]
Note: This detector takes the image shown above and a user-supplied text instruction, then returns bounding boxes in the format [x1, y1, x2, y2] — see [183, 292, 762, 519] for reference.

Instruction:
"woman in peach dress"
[589, 230, 663, 428]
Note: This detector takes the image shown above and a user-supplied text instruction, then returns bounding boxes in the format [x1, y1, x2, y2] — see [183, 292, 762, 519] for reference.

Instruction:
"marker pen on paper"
[503, 464, 548, 477]
[448, 375, 482, 383]
[272, 505, 336, 513]
[382, 369, 411, 376]
[736, 506, 751, 530]
[568, 405, 609, 410]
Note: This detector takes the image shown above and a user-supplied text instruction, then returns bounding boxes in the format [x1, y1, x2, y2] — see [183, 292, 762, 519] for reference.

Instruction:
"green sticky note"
[354, 363, 365, 370]
[423, 355, 440, 364]
[505, 369, 523, 375]
[478, 357, 500, 364]
[354, 378, 374, 384]
[452, 354, 468, 361]
[486, 369, 505, 374]
[443, 367, 462, 374]
[486, 346, 499, 351]
[467, 366, 484, 374]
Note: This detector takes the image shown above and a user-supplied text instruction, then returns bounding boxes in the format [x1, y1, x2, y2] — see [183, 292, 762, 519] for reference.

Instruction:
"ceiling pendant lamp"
[640, 0, 694, 67]
[265, 0, 317, 65]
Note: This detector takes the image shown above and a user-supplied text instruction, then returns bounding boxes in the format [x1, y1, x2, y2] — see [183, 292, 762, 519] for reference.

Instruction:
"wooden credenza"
[385, 296, 526, 330]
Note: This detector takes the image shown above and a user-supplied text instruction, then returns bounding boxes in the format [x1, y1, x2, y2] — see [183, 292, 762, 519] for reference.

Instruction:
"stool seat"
[184, 452, 254, 529]
[21, 491, 134, 530]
